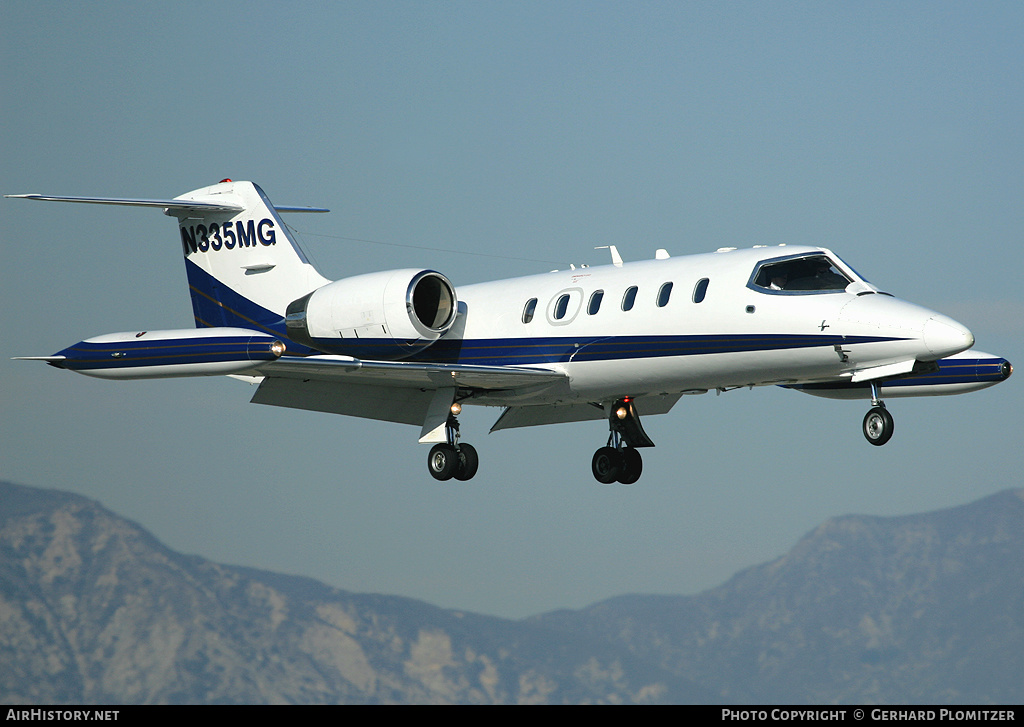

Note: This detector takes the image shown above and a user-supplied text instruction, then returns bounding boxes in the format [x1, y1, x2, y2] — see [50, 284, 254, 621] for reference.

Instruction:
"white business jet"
[9, 180, 1012, 484]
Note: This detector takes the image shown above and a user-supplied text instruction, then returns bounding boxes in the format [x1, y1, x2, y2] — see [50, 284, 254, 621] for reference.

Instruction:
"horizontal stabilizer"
[5, 194, 328, 214]
[272, 205, 330, 213]
[4, 193, 244, 214]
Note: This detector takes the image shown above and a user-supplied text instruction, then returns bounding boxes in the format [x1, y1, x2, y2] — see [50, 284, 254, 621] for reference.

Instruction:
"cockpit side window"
[750, 254, 852, 294]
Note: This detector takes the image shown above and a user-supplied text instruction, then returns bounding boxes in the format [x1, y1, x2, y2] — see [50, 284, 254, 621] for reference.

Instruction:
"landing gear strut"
[862, 381, 894, 446]
[592, 397, 653, 485]
[427, 412, 479, 481]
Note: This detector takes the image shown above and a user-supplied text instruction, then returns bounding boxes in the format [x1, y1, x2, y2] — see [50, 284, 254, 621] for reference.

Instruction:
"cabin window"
[588, 290, 604, 315]
[692, 278, 709, 303]
[750, 254, 852, 294]
[621, 286, 638, 311]
[657, 282, 673, 307]
[546, 288, 584, 324]
[553, 294, 571, 320]
[522, 298, 538, 324]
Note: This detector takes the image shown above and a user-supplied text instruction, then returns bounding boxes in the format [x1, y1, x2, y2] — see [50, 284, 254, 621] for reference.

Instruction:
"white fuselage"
[448, 245, 972, 407]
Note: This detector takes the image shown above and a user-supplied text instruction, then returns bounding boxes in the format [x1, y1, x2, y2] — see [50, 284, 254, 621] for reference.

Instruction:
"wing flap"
[256, 355, 566, 391]
[250, 355, 568, 426]
[490, 392, 683, 432]
[251, 377, 438, 425]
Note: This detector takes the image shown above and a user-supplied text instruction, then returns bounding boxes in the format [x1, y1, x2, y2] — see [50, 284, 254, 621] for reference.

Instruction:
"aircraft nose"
[923, 315, 975, 358]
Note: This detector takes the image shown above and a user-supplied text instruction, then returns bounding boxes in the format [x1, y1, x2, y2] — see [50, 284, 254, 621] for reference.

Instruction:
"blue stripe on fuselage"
[306, 333, 903, 366]
[184, 267, 905, 366]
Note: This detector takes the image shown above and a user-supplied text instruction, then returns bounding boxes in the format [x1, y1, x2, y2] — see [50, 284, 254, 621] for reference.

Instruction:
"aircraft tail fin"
[8, 181, 331, 342]
[172, 180, 330, 337]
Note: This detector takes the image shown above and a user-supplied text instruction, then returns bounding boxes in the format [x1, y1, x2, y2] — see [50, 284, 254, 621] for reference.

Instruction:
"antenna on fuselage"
[595, 245, 623, 267]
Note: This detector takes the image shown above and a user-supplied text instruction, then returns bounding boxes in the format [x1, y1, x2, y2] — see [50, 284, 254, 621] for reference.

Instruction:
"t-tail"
[173, 180, 329, 338]
[7, 180, 331, 378]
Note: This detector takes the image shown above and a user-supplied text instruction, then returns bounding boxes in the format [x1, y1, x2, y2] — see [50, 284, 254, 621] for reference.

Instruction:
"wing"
[249, 355, 569, 441]
[489, 392, 683, 432]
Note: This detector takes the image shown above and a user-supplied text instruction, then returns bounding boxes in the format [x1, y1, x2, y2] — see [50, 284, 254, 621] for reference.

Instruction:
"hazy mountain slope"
[4, 481, 1021, 703]
[533, 490, 1024, 703]
[0, 481, 710, 704]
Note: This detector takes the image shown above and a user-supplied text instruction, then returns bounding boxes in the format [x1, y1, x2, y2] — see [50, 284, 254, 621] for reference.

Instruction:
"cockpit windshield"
[750, 254, 853, 294]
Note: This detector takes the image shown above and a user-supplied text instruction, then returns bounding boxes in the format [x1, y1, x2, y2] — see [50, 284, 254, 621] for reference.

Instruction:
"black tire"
[453, 443, 479, 481]
[617, 447, 643, 485]
[862, 406, 894, 446]
[428, 443, 459, 480]
[592, 447, 622, 484]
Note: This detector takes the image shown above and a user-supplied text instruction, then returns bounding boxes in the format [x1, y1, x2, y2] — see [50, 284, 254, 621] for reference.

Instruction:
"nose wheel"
[592, 397, 652, 485]
[862, 382, 895, 446]
[427, 412, 479, 481]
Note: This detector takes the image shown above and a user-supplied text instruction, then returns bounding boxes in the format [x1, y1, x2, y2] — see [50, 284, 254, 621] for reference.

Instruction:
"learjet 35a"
[9, 180, 1012, 483]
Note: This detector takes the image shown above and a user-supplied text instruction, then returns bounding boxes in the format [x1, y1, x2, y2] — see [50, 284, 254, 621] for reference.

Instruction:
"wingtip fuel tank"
[47, 328, 285, 380]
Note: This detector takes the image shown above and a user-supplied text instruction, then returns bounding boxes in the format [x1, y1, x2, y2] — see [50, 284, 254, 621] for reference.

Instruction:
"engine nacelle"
[285, 269, 458, 358]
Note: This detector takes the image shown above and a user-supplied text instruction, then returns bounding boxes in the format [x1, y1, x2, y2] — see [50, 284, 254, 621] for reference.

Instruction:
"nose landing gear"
[592, 397, 653, 485]
[427, 412, 479, 481]
[862, 381, 895, 446]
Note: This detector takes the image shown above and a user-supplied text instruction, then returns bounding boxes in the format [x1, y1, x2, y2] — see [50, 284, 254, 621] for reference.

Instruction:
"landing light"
[270, 340, 286, 357]
[616, 406, 628, 420]
[450, 402, 462, 415]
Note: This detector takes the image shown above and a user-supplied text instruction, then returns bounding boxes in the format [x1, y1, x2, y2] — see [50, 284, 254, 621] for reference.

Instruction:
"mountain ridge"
[0, 481, 710, 704]
[531, 489, 1024, 703]
[2, 481, 1020, 704]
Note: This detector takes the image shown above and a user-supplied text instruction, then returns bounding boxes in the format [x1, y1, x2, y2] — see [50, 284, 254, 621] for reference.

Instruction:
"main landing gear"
[862, 381, 894, 446]
[592, 397, 655, 485]
[427, 410, 479, 481]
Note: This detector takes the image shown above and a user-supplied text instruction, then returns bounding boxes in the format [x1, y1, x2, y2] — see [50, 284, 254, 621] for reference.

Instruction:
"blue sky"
[2, 1, 1022, 619]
